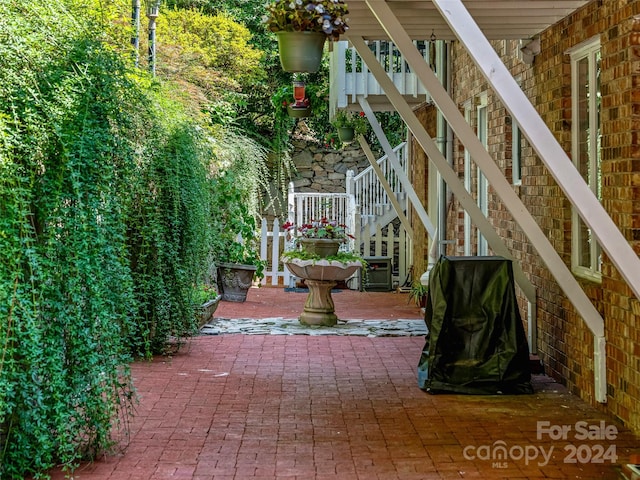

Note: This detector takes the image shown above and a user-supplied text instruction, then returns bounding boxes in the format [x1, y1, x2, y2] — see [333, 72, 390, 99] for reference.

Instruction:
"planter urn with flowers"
[281, 219, 363, 326]
[264, 0, 349, 73]
[283, 218, 353, 258]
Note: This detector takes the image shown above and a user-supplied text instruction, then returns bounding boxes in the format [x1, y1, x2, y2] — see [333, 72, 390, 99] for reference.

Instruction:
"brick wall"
[416, 0, 640, 434]
[410, 105, 437, 281]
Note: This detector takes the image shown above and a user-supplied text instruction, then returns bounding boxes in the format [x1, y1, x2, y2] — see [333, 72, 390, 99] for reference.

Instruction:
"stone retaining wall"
[289, 138, 370, 193]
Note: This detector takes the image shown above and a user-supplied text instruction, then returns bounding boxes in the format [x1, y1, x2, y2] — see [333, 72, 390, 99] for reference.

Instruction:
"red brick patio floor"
[46, 288, 639, 479]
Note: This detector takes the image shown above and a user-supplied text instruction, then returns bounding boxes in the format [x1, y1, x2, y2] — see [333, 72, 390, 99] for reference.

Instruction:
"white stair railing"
[330, 40, 432, 114]
[347, 142, 408, 227]
[284, 142, 411, 288]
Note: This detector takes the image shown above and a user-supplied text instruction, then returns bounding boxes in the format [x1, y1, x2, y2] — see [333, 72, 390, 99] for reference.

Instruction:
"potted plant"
[408, 280, 429, 308]
[264, 0, 349, 72]
[210, 172, 266, 302]
[192, 283, 222, 327]
[283, 217, 354, 257]
[331, 110, 367, 144]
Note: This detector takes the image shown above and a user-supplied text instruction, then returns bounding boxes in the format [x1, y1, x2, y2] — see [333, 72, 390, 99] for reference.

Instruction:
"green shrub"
[0, 1, 139, 475]
[209, 171, 265, 279]
[0, 1, 216, 476]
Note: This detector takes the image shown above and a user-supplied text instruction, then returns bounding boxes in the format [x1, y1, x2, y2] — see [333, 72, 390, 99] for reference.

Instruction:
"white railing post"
[260, 218, 268, 286]
[354, 204, 362, 253]
[287, 182, 295, 225]
[271, 218, 281, 286]
[346, 169, 355, 197]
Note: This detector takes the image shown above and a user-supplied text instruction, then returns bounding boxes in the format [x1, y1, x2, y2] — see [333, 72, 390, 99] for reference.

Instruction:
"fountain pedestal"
[283, 258, 362, 327]
[300, 279, 338, 326]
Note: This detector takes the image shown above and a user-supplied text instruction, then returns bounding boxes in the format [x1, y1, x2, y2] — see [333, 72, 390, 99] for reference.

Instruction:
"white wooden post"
[271, 218, 281, 286]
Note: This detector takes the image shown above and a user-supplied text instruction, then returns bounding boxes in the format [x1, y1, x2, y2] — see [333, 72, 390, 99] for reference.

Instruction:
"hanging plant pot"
[337, 126, 355, 143]
[276, 31, 326, 73]
[287, 105, 312, 118]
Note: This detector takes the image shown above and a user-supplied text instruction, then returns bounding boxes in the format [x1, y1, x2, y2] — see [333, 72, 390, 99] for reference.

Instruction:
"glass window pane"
[576, 217, 591, 269]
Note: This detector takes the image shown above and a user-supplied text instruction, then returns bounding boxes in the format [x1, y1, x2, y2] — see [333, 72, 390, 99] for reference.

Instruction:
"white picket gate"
[259, 217, 412, 289]
[259, 217, 291, 287]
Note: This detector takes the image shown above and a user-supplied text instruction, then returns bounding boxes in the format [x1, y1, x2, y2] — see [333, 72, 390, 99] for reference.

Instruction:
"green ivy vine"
[0, 0, 219, 477]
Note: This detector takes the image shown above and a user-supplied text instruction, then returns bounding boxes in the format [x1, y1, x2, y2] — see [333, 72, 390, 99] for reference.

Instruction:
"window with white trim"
[569, 37, 602, 281]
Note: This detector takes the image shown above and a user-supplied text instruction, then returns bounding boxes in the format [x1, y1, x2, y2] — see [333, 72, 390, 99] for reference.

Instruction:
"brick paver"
[44, 288, 638, 479]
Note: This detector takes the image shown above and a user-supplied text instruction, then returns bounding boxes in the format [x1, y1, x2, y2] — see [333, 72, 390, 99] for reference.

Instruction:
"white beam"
[432, 0, 640, 303]
[358, 96, 435, 239]
[350, 34, 537, 306]
[357, 134, 414, 239]
[364, 0, 603, 330]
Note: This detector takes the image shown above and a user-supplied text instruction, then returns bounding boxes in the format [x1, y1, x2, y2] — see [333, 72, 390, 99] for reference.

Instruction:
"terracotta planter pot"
[217, 263, 257, 302]
[299, 238, 342, 258]
[276, 31, 326, 73]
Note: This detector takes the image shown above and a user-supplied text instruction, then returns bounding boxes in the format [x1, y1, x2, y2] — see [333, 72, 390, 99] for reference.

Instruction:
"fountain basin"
[283, 258, 363, 282]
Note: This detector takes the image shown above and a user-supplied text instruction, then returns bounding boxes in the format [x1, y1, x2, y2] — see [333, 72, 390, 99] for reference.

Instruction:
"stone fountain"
[283, 258, 363, 326]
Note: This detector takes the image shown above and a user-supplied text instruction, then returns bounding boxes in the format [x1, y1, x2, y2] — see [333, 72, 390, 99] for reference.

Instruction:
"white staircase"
[346, 142, 409, 233]
[286, 38, 423, 287]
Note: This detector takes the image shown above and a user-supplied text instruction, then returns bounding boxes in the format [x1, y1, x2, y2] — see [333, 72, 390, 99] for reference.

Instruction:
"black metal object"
[363, 256, 393, 291]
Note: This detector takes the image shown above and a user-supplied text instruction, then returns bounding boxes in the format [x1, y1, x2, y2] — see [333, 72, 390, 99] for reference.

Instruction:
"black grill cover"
[418, 256, 533, 394]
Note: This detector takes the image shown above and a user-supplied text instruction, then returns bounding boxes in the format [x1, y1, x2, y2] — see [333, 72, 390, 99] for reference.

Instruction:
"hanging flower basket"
[275, 31, 326, 73]
[331, 110, 367, 143]
[265, 0, 349, 72]
[287, 104, 312, 118]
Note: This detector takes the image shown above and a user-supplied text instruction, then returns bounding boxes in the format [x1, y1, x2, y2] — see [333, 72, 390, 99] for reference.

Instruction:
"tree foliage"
[158, 8, 264, 89]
